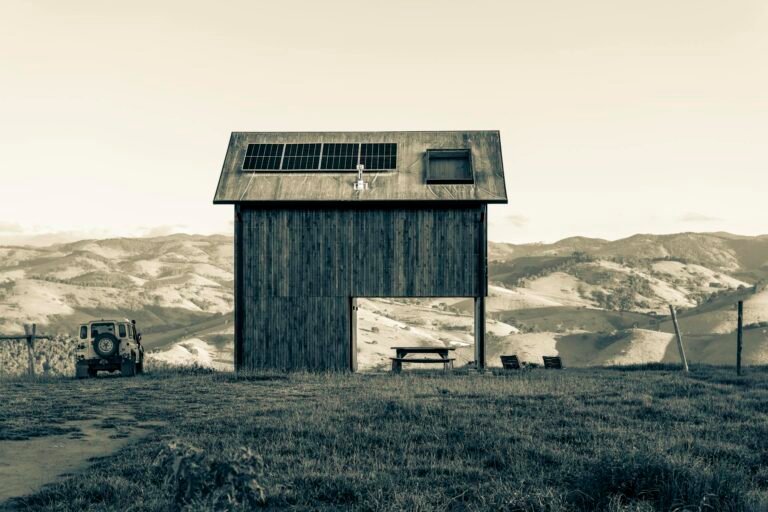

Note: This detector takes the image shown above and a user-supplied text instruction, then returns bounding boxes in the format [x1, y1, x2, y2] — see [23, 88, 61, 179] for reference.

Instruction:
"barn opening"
[351, 297, 481, 372]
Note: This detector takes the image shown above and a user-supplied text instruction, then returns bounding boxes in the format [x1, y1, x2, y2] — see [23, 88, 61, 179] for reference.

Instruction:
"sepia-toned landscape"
[3, 1, 768, 508]
[2, 231, 767, 376]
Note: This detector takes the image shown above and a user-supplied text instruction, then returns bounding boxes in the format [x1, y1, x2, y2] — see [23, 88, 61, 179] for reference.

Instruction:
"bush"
[0, 336, 77, 377]
[153, 440, 267, 510]
[145, 361, 216, 376]
[573, 450, 749, 511]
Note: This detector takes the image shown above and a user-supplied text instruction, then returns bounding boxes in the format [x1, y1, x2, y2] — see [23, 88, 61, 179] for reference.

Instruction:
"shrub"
[572, 450, 748, 511]
[0, 336, 77, 377]
[153, 440, 267, 510]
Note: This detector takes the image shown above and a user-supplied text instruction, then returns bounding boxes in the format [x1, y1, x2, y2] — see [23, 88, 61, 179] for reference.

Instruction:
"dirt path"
[0, 415, 162, 506]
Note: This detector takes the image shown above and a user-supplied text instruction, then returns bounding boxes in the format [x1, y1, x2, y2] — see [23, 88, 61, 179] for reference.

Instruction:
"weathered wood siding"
[241, 297, 350, 371]
[238, 204, 483, 370]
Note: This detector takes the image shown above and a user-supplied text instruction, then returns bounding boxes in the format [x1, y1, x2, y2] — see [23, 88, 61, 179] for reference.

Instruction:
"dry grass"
[0, 337, 77, 378]
[2, 366, 768, 511]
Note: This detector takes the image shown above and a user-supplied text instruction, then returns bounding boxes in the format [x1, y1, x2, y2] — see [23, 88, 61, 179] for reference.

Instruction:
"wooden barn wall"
[239, 204, 482, 370]
[241, 297, 350, 371]
[241, 205, 481, 297]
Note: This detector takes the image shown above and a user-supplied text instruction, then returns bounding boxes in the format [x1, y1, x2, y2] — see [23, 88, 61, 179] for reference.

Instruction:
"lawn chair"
[500, 355, 521, 370]
[542, 356, 563, 369]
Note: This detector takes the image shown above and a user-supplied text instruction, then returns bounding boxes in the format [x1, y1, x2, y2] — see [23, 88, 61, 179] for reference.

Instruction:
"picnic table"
[390, 346, 455, 372]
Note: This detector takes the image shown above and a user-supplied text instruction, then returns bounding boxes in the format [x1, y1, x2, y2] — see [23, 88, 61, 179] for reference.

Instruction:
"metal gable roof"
[213, 131, 508, 203]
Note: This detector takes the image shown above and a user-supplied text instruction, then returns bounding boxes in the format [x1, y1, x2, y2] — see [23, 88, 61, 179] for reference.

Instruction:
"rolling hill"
[1, 231, 767, 374]
[0, 234, 234, 350]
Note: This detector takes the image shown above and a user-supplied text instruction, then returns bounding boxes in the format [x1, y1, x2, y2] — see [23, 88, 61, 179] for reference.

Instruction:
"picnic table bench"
[542, 356, 563, 369]
[390, 346, 455, 372]
[500, 355, 520, 369]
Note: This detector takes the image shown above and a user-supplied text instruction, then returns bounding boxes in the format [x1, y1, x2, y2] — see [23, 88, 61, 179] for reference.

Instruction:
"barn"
[214, 131, 508, 371]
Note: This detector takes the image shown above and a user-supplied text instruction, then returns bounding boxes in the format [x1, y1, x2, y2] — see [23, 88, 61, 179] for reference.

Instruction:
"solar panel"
[242, 142, 397, 171]
[243, 143, 283, 170]
[320, 143, 359, 170]
[360, 143, 397, 170]
[282, 143, 322, 170]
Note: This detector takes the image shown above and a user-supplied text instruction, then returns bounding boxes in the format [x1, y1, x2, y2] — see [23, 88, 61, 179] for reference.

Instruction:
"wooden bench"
[542, 356, 563, 369]
[390, 357, 455, 372]
[390, 346, 455, 373]
[500, 355, 520, 369]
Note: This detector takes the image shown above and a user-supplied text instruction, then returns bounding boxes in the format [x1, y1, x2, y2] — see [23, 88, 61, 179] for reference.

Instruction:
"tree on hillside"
[590, 274, 655, 312]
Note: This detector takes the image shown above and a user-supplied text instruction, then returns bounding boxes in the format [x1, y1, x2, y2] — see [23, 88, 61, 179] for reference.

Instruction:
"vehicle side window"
[79, 326, 87, 339]
[119, 324, 127, 338]
[128, 324, 134, 339]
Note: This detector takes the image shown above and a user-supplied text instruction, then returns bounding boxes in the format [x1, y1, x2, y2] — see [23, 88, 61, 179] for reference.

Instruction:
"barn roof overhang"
[213, 131, 508, 204]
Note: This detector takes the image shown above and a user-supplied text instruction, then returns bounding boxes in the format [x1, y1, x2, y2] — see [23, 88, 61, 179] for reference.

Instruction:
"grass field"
[2, 366, 768, 511]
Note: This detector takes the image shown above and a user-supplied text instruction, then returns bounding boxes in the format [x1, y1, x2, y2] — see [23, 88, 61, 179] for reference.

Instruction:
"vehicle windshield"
[91, 322, 115, 337]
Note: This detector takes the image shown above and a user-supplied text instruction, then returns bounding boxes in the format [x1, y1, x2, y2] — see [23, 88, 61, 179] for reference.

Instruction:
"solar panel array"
[242, 143, 396, 171]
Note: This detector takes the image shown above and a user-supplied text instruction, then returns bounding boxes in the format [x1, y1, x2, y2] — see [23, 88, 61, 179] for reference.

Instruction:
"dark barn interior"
[214, 131, 507, 371]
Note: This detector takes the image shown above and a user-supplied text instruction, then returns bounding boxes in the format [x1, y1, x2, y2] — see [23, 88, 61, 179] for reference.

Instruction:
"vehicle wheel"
[121, 359, 136, 377]
[93, 333, 119, 358]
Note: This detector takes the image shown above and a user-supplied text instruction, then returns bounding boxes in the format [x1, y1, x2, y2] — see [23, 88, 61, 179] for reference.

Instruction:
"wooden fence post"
[668, 306, 689, 373]
[737, 301, 743, 376]
[24, 323, 36, 377]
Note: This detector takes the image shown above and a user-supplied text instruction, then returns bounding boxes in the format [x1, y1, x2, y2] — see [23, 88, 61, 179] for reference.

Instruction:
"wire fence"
[0, 336, 76, 378]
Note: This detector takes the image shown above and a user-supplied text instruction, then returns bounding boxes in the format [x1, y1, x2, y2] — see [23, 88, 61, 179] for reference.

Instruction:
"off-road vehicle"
[75, 319, 144, 378]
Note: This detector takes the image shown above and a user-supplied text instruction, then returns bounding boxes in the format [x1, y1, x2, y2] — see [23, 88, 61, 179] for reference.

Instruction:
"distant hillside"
[490, 232, 768, 282]
[0, 234, 234, 349]
[488, 232, 768, 313]
[2, 231, 768, 372]
[475, 232, 768, 370]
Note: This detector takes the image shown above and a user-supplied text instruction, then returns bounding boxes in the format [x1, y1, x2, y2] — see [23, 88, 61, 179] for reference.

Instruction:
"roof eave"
[212, 198, 508, 205]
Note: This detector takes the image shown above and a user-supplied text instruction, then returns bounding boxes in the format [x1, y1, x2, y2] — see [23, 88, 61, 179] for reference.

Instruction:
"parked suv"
[75, 319, 144, 378]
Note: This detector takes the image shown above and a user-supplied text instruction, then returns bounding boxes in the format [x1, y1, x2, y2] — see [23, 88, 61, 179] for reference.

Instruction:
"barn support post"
[474, 297, 486, 370]
[474, 204, 488, 370]
[350, 297, 358, 372]
[24, 323, 36, 377]
[234, 205, 244, 372]
[737, 300, 743, 376]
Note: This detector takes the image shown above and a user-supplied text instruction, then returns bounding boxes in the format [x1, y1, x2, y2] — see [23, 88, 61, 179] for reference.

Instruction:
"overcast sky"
[1, 0, 766, 245]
